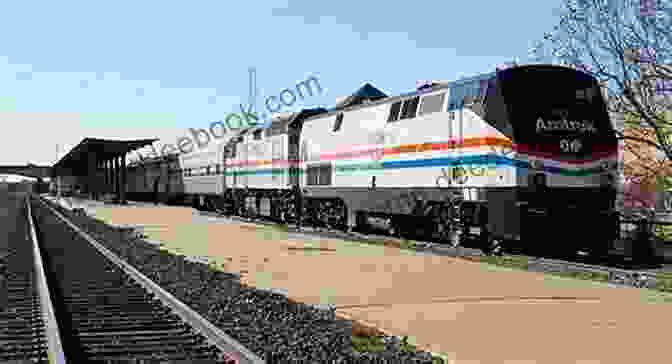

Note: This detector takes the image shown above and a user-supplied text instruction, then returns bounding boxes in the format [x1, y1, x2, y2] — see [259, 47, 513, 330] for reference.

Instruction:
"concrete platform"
[42, 197, 672, 364]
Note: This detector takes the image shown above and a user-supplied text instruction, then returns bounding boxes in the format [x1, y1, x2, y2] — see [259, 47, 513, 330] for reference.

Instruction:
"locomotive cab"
[489, 65, 618, 257]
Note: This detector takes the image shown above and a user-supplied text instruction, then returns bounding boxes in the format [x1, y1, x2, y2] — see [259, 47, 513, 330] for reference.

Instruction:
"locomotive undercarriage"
[303, 187, 497, 252]
[137, 186, 615, 259]
[226, 188, 349, 230]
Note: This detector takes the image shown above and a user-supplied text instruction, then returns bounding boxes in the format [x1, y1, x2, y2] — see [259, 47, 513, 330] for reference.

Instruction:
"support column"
[107, 159, 112, 195]
[87, 151, 96, 200]
[102, 160, 107, 195]
[120, 155, 127, 204]
[113, 156, 120, 202]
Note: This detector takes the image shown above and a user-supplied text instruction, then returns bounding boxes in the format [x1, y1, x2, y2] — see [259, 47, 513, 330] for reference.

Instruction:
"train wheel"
[355, 211, 371, 234]
[388, 220, 400, 237]
[492, 239, 504, 256]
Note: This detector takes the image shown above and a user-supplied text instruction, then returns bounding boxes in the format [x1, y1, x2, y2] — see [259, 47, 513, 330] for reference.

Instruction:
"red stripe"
[513, 144, 617, 164]
[223, 139, 618, 167]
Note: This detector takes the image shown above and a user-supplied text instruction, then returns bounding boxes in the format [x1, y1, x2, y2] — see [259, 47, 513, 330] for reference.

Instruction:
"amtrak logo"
[536, 117, 597, 134]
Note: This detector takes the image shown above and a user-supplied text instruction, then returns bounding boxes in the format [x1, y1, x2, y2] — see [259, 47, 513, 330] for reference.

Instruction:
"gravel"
[35, 197, 442, 364]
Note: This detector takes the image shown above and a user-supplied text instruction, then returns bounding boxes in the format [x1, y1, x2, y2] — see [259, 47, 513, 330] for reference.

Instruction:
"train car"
[126, 154, 183, 204]
[223, 112, 310, 220]
[176, 140, 226, 209]
[296, 64, 618, 257]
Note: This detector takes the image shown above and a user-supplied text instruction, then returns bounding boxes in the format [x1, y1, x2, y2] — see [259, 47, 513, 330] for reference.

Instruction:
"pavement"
[39, 195, 672, 363]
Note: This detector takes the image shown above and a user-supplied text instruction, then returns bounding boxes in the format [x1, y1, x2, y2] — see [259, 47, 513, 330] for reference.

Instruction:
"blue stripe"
[235, 155, 607, 177]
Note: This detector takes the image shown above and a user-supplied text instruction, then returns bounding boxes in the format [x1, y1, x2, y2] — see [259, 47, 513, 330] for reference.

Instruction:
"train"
[125, 64, 620, 258]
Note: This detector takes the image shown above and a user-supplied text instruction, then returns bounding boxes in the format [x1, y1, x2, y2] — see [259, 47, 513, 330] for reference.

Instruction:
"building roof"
[53, 138, 158, 175]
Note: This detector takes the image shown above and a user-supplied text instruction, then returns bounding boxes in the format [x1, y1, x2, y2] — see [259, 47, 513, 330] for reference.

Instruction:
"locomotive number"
[560, 139, 582, 153]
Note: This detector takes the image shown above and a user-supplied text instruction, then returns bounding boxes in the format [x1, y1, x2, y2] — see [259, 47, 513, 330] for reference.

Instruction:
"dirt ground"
[82, 203, 672, 364]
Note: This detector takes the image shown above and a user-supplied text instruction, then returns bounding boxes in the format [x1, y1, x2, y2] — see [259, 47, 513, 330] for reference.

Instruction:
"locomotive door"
[239, 143, 248, 187]
[272, 138, 283, 186]
[288, 132, 300, 187]
[230, 143, 238, 187]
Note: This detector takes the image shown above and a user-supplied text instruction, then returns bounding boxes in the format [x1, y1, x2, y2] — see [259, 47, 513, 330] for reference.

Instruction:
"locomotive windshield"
[497, 66, 616, 159]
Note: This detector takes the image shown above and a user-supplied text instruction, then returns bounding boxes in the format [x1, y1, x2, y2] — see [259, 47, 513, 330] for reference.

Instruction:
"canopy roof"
[53, 138, 157, 175]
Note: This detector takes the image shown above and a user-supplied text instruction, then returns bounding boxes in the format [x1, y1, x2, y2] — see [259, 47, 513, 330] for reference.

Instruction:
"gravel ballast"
[35, 197, 443, 363]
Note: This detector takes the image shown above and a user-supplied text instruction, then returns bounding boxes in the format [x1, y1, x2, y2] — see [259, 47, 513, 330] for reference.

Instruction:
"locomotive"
[126, 64, 619, 257]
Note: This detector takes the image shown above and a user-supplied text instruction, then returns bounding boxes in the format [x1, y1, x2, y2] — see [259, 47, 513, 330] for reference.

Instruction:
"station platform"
[37, 194, 672, 364]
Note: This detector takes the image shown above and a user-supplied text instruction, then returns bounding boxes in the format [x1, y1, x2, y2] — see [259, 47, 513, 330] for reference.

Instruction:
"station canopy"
[53, 138, 157, 176]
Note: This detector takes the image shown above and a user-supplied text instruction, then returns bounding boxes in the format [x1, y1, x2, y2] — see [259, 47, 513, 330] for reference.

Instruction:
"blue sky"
[0, 0, 565, 168]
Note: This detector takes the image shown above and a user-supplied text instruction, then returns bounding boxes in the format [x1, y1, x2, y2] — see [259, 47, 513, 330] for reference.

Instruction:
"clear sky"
[0, 0, 565, 166]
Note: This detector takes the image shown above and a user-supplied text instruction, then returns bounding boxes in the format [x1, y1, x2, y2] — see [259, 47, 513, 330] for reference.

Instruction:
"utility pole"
[248, 67, 257, 115]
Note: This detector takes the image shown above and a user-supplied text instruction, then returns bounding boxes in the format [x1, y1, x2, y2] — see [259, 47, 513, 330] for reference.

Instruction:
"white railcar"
[177, 135, 233, 208]
[224, 113, 298, 218]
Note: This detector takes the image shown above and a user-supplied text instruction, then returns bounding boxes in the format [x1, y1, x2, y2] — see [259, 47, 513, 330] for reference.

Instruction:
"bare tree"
[531, 0, 672, 154]
[531, 0, 672, 210]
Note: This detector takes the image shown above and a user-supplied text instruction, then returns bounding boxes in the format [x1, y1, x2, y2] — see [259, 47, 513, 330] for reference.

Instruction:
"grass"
[351, 334, 446, 363]
[465, 254, 672, 293]
[654, 224, 672, 241]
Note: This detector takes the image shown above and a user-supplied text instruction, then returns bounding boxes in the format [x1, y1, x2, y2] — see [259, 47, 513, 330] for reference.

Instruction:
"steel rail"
[26, 195, 68, 364]
[35, 195, 266, 364]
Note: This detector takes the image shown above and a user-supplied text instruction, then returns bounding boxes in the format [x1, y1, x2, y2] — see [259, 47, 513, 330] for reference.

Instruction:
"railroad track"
[24, 194, 265, 363]
[0, 192, 50, 363]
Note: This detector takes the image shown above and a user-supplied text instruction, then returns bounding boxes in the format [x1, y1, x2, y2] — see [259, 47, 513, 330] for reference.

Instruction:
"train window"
[307, 166, 318, 185]
[206, 166, 211, 175]
[419, 93, 446, 115]
[216, 164, 221, 174]
[333, 113, 344, 132]
[448, 78, 490, 110]
[387, 101, 402, 122]
[318, 164, 332, 185]
[253, 130, 262, 140]
[306, 164, 332, 186]
[400, 96, 420, 120]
